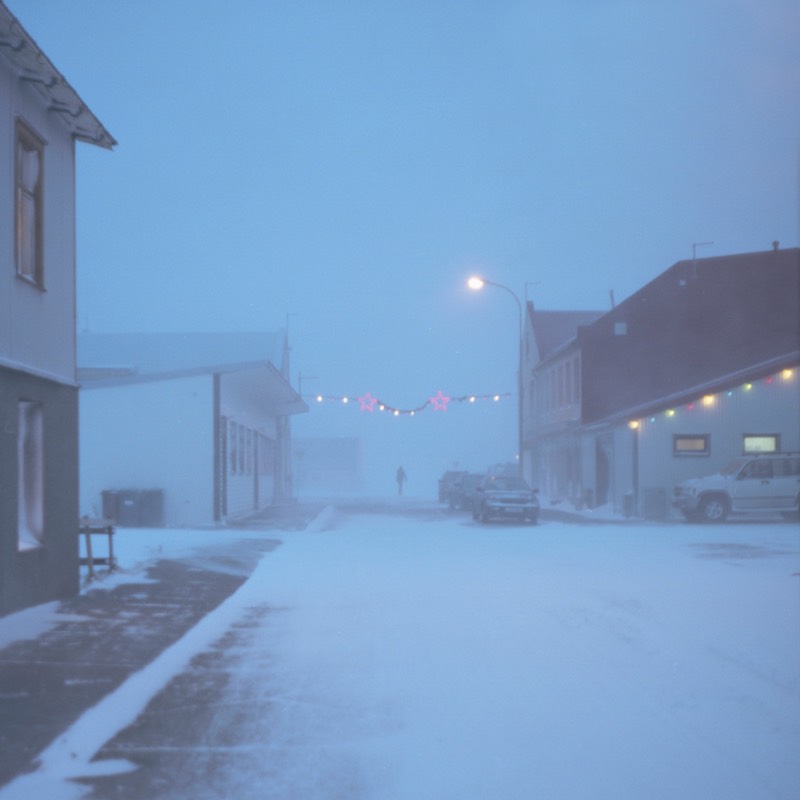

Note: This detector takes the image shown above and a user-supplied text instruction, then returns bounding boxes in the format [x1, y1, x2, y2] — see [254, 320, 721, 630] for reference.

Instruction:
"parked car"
[472, 475, 539, 524]
[438, 470, 467, 503]
[447, 472, 484, 511]
[673, 453, 800, 522]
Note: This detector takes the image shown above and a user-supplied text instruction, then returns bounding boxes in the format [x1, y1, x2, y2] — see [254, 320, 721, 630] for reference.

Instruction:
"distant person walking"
[396, 465, 407, 496]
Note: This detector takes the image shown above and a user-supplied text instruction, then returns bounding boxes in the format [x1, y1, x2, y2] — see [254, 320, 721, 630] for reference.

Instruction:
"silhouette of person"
[396, 465, 407, 496]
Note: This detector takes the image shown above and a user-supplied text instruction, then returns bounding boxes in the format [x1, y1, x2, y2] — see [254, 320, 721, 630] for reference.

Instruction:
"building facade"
[0, 3, 114, 615]
[78, 332, 307, 527]
[524, 248, 800, 518]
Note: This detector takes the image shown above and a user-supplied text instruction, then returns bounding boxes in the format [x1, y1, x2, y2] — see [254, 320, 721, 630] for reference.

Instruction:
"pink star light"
[429, 390, 451, 411]
[358, 391, 378, 412]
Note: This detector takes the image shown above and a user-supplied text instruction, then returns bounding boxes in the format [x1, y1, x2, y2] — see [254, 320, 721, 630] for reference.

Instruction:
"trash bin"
[101, 489, 119, 521]
[101, 489, 164, 526]
[115, 490, 142, 527]
[139, 490, 164, 527]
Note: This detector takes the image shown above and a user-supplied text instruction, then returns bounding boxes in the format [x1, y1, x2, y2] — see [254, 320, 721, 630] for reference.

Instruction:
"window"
[18, 401, 44, 550]
[15, 120, 45, 287]
[774, 458, 800, 477]
[740, 459, 772, 479]
[229, 421, 238, 474]
[245, 429, 253, 475]
[743, 434, 779, 453]
[258, 435, 275, 476]
[673, 434, 710, 457]
[614, 321, 627, 336]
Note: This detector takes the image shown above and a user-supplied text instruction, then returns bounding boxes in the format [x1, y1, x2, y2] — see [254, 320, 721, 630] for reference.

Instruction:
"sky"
[8, 0, 800, 491]
[1, 511, 798, 798]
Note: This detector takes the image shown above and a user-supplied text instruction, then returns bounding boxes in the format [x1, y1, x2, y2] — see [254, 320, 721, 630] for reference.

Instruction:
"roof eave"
[0, 5, 116, 149]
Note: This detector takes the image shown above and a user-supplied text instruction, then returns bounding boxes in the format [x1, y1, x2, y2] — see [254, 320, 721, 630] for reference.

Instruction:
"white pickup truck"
[673, 453, 800, 522]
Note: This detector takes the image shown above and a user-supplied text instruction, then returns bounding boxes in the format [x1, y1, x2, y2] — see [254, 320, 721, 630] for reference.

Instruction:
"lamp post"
[467, 276, 524, 478]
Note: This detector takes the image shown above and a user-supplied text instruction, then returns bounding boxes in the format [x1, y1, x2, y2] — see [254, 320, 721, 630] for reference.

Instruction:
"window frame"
[742, 434, 780, 454]
[15, 118, 46, 289]
[18, 400, 45, 550]
[672, 434, 710, 457]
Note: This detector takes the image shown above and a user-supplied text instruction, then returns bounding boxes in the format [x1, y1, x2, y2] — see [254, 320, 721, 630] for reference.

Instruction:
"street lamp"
[468, 275, 524, 478]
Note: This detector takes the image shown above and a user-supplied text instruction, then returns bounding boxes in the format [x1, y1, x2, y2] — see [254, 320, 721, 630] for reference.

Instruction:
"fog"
[10, 0, 799, 493]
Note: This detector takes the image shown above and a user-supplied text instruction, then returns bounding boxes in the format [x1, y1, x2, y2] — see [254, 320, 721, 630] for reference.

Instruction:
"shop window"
[743, 434, 779, 453]
[673, 434, 710, 457]
[18, 401, 44, 550]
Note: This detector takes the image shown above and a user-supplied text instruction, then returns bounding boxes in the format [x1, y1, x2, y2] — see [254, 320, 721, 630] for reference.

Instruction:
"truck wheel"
[699, 494, 729, 522]
[480, 504, 490, 524]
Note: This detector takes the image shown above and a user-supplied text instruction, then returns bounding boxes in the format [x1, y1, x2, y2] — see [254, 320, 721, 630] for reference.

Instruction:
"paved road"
[2, 505, 797, 799]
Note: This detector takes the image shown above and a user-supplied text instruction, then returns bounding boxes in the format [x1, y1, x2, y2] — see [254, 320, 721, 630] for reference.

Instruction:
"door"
[771, 458, 800, 509]
[730, 459, 774, 510]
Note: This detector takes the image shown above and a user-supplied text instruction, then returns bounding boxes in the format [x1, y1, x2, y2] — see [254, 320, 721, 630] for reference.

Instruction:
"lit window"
[15, 120, 45, 287]
[673, 434, 710, 457]
[743, 435, 779, 453]
[18, 401, 44, 550]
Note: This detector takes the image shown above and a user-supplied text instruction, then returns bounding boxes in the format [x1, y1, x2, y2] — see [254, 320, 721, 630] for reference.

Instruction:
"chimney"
[772, 240, 780, 251]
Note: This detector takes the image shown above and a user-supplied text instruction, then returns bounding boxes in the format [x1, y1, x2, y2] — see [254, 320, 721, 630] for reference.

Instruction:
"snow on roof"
[77, 331, 286, 383]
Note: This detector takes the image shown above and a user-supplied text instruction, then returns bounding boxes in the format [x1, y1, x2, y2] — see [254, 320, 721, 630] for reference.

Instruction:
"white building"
[0, 2, 114, 615]
[78, 332, 307, 527]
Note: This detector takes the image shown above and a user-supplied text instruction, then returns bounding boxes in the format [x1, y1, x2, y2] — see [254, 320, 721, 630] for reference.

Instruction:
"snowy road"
[6, 509, 800, 799]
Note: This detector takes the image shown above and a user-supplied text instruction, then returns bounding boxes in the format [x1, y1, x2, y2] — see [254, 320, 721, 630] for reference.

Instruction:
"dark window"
[773, 458, 800, 477]
[15, 120, 45, 287]
[739, 460, 772, 479]
[229, 421, 238, 474]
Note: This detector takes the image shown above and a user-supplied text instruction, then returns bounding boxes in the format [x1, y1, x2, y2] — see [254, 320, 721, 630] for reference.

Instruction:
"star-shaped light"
[358, 391, 378, 412]
[429, 390, 451, 411]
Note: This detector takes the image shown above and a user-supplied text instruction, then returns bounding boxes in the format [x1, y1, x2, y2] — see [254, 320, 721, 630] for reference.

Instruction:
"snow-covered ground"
[1, 506, 799, 799]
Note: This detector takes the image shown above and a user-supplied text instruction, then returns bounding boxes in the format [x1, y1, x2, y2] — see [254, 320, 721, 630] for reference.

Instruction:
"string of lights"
[305, 390, 511, 416]
[627, 367, 795, 429]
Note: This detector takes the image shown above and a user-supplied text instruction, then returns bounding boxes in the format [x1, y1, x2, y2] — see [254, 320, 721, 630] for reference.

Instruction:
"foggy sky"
[11, 0, 799, 493]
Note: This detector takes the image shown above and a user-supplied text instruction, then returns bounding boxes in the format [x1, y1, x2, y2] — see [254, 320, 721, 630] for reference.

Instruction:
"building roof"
[528, 307, 604, 362]
[0, 2, 115, 148]
[78, 331, 285, 380]
[78, 331, 307, 414]
[579, 247, 800, 423]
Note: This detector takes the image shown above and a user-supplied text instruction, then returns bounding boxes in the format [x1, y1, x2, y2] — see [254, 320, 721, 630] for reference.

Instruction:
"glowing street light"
[467, 275, 524, 477]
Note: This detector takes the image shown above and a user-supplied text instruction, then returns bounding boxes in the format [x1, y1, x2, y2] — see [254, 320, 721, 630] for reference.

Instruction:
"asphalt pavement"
[0, 503, 323, 792]
[0, 497, 635, 793]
